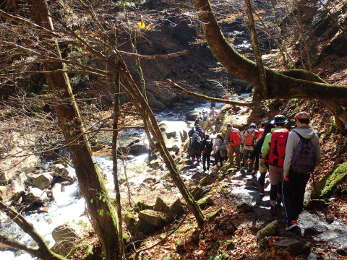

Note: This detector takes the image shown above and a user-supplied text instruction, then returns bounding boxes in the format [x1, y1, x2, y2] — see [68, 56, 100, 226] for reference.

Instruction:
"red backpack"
[243, 130, 257, 146]
[268, 129, 289, 167]
[256, 128, 264, 141]
[229, 129, 241, 146]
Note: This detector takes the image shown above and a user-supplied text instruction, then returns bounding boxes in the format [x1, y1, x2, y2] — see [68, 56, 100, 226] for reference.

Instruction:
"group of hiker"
[187, 110, 320, 235]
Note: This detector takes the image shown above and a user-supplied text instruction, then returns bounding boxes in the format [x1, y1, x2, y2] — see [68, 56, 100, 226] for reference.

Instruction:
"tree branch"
[167, 79, 253, 106]
[0, 201, 66, 259]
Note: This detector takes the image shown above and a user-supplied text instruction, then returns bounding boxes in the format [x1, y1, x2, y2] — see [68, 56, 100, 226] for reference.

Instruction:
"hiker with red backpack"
[261, 115, 289, 216]
[241, 123, 258, 173]
[282, 112, 320, 235]
[224, 123, 241, 168]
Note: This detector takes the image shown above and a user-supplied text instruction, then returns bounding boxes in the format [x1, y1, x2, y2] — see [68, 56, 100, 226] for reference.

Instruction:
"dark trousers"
[258, 171, 266, 187]
[282, 171, 310, 224]
[202, 153, 211, 170]
[214, 152, 223, 166]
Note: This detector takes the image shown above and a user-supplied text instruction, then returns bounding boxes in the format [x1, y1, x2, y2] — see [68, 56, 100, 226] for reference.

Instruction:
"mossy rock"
[124, 211, 140, 237]
[197, 195, 214, 209]
[315, 162, 347, 197]
[169, 199, 186, 218]
[154, 197, 170, 215]
[191, 185, 210, 200]
[236, 202, 253, 213]
[135, 218, 156, 235]
[134, 201, 154, 212]
[138, 209, 167, 227]
[256, 220, 279, 241]
[199, 174, 217, 186]
[206, 208, 222, 221]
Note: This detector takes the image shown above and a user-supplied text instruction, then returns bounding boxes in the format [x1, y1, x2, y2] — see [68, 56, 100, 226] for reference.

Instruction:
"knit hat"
[295, 111, 310, 120]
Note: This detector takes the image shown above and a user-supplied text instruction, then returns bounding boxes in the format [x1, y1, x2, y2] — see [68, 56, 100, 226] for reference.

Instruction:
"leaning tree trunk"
[193, 0, 347, 130]
[30, 1, 121, 259]
[106, 58, 205, 227]
[110, 58, 205, 227]
[111, 71, 125, 258]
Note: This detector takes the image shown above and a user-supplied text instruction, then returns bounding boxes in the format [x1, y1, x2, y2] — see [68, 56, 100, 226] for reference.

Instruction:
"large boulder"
[169, 199, 185, 218]
[27, 172, 53, 189]
[138, 209, 167, 228]
[274, 238, 311, 256]
[314, 161, 347, 197]
[51, 164, 70, 178]
[154, 197, 171, 215]
[51, 224, 80, 256]
[128, 143, 149, 156]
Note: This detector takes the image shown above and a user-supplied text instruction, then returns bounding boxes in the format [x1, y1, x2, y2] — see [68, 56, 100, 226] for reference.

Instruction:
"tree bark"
[111, 69, 124, 258]
[30, 1, 121, 259]
[193, 0, 347, 128]
[244, 0, 267, 98]
[108, 58, 205, 227]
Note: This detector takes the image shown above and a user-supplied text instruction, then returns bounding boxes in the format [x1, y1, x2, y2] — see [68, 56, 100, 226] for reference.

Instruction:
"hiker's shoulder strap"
[292, 130, 306, 140]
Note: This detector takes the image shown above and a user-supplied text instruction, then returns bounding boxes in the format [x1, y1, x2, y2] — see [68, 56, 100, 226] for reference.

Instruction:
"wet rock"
[166, 131, 177, 139]
[307, 252, 324, 260]
[128, 143, 149, 156]
[304, 224, 328, 236]
[27, 172, 53, 189]
[185, 111, 199, 121]
[52, 164, 69, 176]
[325, 214, 335, 224]
[20, 188, 48, 212]
[138, 209, 167, 227]
[274, 238, 311, 256]
[51, 224, 80, 256]
[154, 197, 171, 215]
[52, 224, 80, 243]
[148, 159, 162, 169]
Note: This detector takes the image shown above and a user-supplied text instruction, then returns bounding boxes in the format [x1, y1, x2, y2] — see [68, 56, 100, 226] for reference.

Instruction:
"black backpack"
[203, 139, 213, 154]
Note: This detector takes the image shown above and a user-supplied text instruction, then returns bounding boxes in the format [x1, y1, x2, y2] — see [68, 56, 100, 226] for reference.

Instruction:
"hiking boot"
[258, 184, 265, 196]
[270, 206, 277, 216]
[285, 220, 301, 236]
